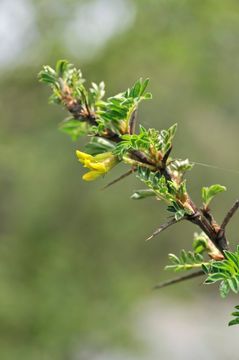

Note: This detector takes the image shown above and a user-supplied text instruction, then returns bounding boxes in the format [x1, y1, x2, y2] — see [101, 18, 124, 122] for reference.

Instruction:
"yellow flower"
[76, 150, 118, 181]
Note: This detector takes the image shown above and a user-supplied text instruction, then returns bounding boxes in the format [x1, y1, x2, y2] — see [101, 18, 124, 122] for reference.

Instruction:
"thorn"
[102, 169, 135, 190]
[129, 108, 137, 135]
[146, 217, 182, 241]
[153, 270, 204, 290]
[162, 145, 172, 166]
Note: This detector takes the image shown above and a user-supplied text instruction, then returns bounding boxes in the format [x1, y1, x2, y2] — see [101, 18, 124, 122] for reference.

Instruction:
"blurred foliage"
[1, 0, 239, 359]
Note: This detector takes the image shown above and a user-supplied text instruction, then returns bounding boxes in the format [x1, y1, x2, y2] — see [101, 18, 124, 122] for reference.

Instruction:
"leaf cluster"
[39, 61, 152, 141]
[39, 60, 86, 104]
[94, 78, 152, 135]
[114, 123, 177, 159]
[137, 167, 192, 220]
[165, 250, 206, 272]
[202, 184, 226, 207]
[192, 232, 209, 254]
[169, 159, 194, 182]
[203, 246, 239, 298]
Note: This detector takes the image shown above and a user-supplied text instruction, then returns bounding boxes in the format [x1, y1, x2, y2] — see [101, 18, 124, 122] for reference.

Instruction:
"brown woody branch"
[63, 88, 235, 257]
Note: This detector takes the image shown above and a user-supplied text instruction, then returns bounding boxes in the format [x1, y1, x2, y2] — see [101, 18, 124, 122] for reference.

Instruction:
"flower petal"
[82, 171, 102, 181]
[76, 150, 94, 163]
[85, 160, 106, 172]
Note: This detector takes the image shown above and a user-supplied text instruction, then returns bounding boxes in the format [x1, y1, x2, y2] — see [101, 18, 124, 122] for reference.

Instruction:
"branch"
[220, 200, 239, 231]
[153, 270, 204, 290]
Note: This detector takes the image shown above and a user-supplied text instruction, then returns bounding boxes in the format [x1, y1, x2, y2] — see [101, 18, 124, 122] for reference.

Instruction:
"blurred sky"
[0, 0, 135, 66]
[1, 1, 239, 359]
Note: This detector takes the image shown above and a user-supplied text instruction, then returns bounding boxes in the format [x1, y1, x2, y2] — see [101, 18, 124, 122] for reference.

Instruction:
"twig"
[220, 200, 239, 231]
[146, 217, 182, 241]
[153, 270, 204, 290]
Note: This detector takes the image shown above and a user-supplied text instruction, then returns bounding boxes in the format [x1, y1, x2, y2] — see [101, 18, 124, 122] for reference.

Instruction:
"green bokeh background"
[1, 0, 239, 359]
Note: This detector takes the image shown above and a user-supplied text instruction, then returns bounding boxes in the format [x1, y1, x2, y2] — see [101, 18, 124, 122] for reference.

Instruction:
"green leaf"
[59, 119, 89, 140]
[203, 247, 239, 297]
[139, 78, 149, 95]
[193, 232, 208, 254]
[170, 159, 194, 173]
[228, 305, 239, 326]
[56, 59, 69, 78]
[229, 318, 239, 326]
[131, 189, 156, 200]
[204, 273, 228, 284]
[168, 123, 178, 138]
[219, 281, 230, 298]
[227, 276, 239, 293]
[84, 137, 115, 155]
[165, 249, 208, 272]
[201, 184, 226, 206]
[168, 254, 180, 265]
[202, 263, 211, 274]
[224, 250, 239, 265]
[89, 81, 105, 104]
[175, 209, 185, 221]
[38, 66, 57, 85]
[131, 79, 142, 98]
